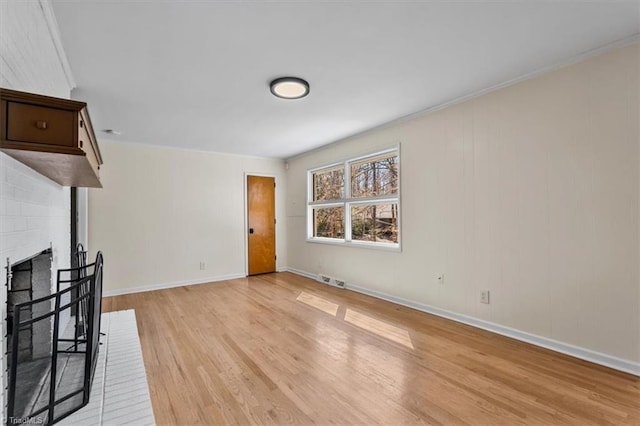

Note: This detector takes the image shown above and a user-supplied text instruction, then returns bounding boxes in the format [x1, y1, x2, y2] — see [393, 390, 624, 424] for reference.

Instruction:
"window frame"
[306, 146, 401, 251]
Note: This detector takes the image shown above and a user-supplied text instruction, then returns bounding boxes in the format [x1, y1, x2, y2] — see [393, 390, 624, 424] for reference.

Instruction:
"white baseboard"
[284, 268, 640, 376]
[281, 266, 315, 280]
[102, 273, 246, 297]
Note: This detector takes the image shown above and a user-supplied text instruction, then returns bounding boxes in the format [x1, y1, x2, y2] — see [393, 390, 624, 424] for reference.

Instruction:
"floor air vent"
[317, 274, 346, 289]
[318, 274, 331, 284]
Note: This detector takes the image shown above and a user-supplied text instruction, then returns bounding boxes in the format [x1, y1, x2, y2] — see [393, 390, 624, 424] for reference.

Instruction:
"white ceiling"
[51, 1, 639, 159]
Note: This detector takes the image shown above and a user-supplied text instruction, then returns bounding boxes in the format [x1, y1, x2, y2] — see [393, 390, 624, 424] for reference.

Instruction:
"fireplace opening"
[5, 247, 104, 425]
[6, 249, 53, 422]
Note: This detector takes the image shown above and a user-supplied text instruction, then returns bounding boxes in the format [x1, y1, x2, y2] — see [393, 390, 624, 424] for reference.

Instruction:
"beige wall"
[89, 141, 287, 294]
[286, 43, 640, 365]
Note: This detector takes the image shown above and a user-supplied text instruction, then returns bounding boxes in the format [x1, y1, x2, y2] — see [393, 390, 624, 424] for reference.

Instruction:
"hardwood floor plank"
[103, 272, 640, 425]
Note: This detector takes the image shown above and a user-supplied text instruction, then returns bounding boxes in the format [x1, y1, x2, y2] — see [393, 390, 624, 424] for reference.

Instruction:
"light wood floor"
[103, 272, 640, 425]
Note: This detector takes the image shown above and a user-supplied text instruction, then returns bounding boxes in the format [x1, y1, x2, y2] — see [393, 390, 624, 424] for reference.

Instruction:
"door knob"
[249, 228, 254, 234]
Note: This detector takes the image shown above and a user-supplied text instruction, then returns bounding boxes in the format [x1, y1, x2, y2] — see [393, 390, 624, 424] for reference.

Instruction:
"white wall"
[0, 0, 74, 422]
[88, 141, 287, 295]
[286, 43, 640, 371]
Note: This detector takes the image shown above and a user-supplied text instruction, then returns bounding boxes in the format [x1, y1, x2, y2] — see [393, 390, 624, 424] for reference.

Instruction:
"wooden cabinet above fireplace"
[0, 88, 103, 188]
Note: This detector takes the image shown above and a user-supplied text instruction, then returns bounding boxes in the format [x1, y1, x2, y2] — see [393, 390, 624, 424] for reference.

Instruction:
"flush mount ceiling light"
[270, 77, 310, 99]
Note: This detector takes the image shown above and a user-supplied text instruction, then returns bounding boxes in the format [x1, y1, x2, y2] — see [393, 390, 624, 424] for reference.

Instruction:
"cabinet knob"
[36, 120, 48, 130]
[79, 140, 83, 148]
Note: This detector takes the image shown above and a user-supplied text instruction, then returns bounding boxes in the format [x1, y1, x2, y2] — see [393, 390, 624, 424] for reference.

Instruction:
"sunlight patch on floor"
[344, 309, 414, 349]
[296, 291, 339, 316]
[296, 291, 414, 349]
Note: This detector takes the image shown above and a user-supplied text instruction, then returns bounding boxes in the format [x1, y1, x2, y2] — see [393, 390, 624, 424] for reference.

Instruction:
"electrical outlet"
[437, 274, 445, 284]
[199, 261, 205, 270]
[481, 290, 490, 304]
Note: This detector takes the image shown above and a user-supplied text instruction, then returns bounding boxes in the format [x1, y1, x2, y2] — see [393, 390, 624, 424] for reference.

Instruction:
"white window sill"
[306, 237, 402, 253]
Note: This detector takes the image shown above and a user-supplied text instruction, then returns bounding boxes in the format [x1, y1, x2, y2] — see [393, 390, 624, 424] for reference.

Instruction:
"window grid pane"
[313, 206, 345, 239]
[351, 203, 398, 244]
[350, 155, 398, 199]
[313, 167, 345, 202]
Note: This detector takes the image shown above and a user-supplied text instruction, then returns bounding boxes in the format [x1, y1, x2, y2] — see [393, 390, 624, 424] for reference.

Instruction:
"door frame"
[244, 172, 278, 276]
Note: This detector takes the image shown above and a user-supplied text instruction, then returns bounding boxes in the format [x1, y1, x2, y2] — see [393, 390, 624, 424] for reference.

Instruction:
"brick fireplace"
[1, 155, 72, 424]
[0, 2, 78, 424]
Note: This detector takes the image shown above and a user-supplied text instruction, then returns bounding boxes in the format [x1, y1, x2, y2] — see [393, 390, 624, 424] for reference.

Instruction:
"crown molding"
[39, 0, 76, 90]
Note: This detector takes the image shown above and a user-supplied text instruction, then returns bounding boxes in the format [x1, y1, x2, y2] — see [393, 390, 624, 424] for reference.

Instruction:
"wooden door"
[247, 175, 276, 275]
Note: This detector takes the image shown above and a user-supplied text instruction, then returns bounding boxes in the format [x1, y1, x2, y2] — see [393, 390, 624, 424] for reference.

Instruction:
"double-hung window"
[307, 148, 400, 249]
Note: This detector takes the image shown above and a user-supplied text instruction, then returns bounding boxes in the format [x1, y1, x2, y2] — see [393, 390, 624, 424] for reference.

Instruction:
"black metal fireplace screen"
[6, 249, 103, 425]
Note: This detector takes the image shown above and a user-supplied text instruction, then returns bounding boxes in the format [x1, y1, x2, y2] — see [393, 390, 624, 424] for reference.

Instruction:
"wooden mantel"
[0, 88, 103, 188]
